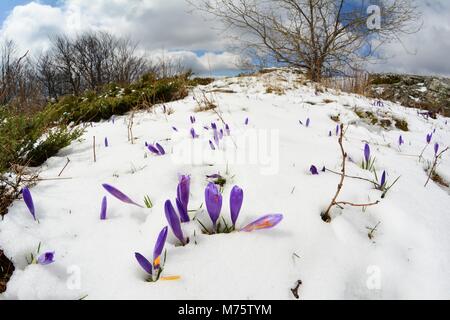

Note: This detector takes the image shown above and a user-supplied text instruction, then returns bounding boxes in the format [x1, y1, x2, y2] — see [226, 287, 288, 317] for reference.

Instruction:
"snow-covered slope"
[1, 69, 449, 300]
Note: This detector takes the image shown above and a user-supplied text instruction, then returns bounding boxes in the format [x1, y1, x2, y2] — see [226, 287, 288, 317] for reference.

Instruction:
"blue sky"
[0, 0, 449, 76]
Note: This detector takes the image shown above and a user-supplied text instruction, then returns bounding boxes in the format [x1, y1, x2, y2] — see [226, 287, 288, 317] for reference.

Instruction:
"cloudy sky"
[0, 0, 449, 77]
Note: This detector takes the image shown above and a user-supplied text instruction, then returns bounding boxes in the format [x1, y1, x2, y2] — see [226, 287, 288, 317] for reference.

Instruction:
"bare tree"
[190, 0, 420, 81]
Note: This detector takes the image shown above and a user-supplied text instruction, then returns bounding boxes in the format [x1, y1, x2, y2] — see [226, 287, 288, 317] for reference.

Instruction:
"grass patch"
[266, 86, 285, 95]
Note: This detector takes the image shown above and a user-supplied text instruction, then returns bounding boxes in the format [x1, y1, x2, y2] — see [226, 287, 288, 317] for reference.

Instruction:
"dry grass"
[266, 86, 286, 95]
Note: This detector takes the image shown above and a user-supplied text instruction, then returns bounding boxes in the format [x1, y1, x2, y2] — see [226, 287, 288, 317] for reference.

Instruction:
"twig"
[425, 147, 449, 187]
[325, 168, 377, 186]
[322, 124, 380, 223]
[58, 158, 71, 177]
[290, 280, 302, 299]
[93, 136, 96, 163]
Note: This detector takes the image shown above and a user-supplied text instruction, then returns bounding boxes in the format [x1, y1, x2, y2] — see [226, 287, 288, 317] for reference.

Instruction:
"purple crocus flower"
[209, 140, 216, 150]
[211, 123, 217, 130]
[380, 171, 386, 188]
[190, 116, 196, 124]
[219, 129, 224, 139]
[364, 143, 371, 163]
[37, 252, 55, 265]
[22, 187, 36, 221]
[205, 183, 222, 229]
[153, 226, 168, 270]
[135, 253, 152, 275]
[434, 143, 439, 156]
[172, 127, 178, 132]
[104, 137, 109, 147]
[245, 118, 249, 125]
[230, 186, 244, 227]
[100, 196, 107, 220]
[329, 131, 332, 137]
[399, 135, 404, 146]
[306, 118, 310, 127]
[426, 133, 433, 144]
[336, 125, 340, 136]
[102, 184, 143, 208]
[190, 128, 199, 139]
[203, 126, 210, 130]
[225, 124, 230, 136]
[164, 200, 185, 245]
[241, 214, 283, 232]
[177, 175, 190, 223]
[147, 144, 161, 155]
[310, 165, 319, 175]
[155, 143, 165, 155]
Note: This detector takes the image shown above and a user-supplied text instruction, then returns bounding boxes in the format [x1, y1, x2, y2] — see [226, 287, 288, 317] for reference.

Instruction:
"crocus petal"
[37, 252, 55, 265]
[310, 165, 319, 175]
[380, 171, 386, 188]
[153, 226, 168, 270]
[135, 253, 152, 275]
[225, 124, 230, 136]
[147, 144, 160, 155]
[164, 200, 185, 244]
[205, 182, 222, 227]
[100, 196, 107, 220]
[399, 135, 404, 146]
[241, 214, 283, 232]
[190, 128, 198, 139]
[155, 143, 165, 155]
[207, 174, 222, 179]
[176, 198, 189, 223]
[177, 175, 190, 222]
[22, 187, 36, 221]
[364, 143, 371, 163]
[230, 186, 244, 227]
[102, 184, 143, 208]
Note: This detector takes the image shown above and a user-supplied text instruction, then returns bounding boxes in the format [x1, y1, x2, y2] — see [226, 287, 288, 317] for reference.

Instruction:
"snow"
[1, 69, 450, 300]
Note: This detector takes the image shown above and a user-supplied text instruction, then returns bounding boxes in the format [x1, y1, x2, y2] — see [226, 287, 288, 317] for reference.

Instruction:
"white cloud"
[368, 0, 450, 77]
[0, 0, 449, 76]
[0, 0, 241, 74]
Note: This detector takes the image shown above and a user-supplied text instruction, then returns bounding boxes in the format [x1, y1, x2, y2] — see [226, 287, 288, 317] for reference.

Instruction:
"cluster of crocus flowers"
[135, 226, 170, 282]
[202, 183, 283, 234]
[102, 184, 144, 208]
[22, 187, 36, 221]
[146, 142, 165, 156]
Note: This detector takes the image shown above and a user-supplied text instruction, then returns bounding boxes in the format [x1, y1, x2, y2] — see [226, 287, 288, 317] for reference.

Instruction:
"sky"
[0, 0, 449, 77]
